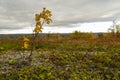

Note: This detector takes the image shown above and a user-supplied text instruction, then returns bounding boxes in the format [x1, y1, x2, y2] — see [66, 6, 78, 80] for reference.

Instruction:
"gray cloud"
[0, 0, 120, 33]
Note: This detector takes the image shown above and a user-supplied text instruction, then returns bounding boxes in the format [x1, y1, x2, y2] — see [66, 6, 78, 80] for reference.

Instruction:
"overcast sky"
[0, 0, 120, 34]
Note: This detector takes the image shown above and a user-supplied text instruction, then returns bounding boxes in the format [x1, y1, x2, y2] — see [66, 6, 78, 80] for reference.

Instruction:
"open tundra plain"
[0, 33, 120, 80]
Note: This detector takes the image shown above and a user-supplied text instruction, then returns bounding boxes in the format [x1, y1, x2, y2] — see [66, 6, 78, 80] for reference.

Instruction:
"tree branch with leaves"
[22, 8, 52, 62]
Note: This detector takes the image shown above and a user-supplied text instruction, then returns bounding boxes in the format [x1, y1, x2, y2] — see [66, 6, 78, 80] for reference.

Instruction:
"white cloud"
[0, 0, 120, 33]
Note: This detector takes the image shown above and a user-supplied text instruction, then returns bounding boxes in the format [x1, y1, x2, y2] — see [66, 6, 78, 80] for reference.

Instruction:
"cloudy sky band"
[0, 0, 120, 33]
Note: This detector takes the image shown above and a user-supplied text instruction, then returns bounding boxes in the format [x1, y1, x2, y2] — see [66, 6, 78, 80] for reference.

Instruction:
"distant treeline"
[0, 33, 104, 38]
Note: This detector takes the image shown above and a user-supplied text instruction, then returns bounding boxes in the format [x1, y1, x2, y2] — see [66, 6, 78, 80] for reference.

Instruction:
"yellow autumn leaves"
[22, 8, 52, 49]
[23, 37, 30, 49]
[33, 8, 52, 34]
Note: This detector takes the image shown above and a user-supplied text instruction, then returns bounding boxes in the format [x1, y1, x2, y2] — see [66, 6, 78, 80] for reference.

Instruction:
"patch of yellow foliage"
[23, 37, 30, 49]
[33, 8, 52, 34]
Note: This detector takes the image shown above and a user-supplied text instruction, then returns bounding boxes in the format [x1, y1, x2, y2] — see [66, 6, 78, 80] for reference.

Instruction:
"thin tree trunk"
[28, 20, 44, 61]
